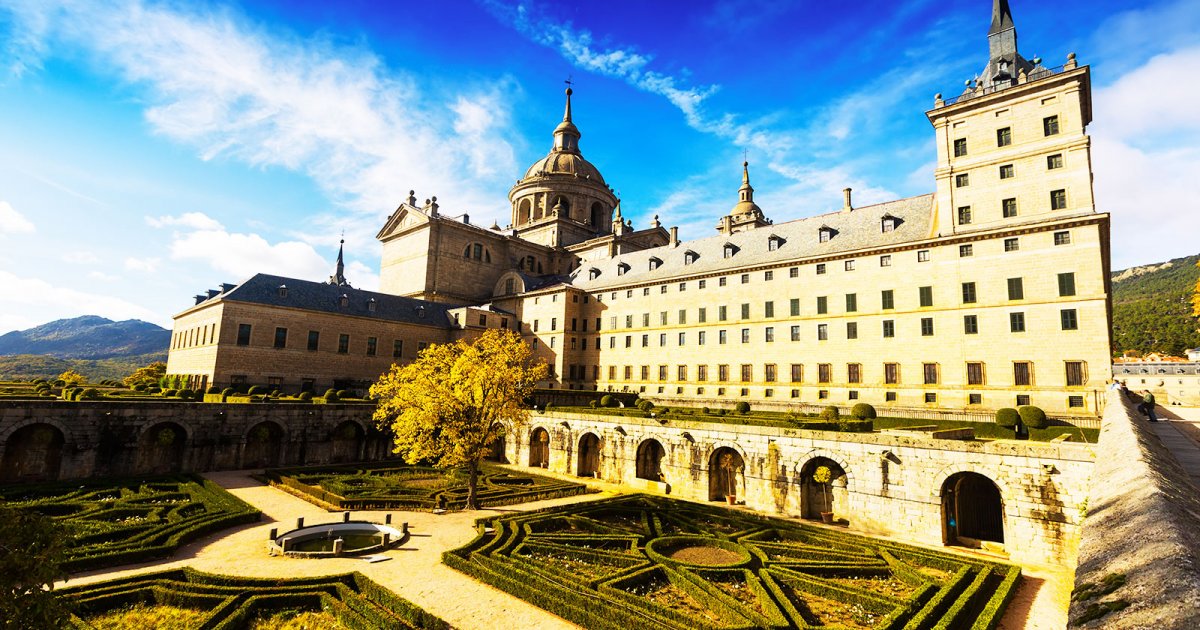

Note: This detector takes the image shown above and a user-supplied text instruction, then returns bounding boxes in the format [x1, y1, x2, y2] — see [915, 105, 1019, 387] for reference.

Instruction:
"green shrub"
[163, 389, 178, 397]
[147, 386, 161, 394]
[324, 390, 340, 403]
[995, 408, 1020, 428]
[178, 388, 194, 399]
[588, 399, 598, 408]
[324, 388, 338, 398]
[246, 385, 263, 396]
[600, 394, 615, 408]
[716, 409, 726, 416]
[544, 403, 555, 412]
[637, 400, 654, 412]
[221, 387, 234, 397]
[701, 406, 710, 414]
[734, 401, 750, 414]
[849, 403, 876, 420]
[206, 386, 221, 394]
[80, 388, 100, 400]
[133, 383, 147, 392]
[298, 391, 313, 401]
[820, 405, 840, 420]
[1018, 405, 1048, 429]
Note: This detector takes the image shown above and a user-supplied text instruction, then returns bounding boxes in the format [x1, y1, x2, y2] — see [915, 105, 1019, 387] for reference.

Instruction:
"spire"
[563, 85, 573, 123]
[328, 238, 348, 286]
[552, 84, 581, 154]
[989, 0, 1014, 36]
[987, 0, 1018, 65]
[738, 161, 754, 203]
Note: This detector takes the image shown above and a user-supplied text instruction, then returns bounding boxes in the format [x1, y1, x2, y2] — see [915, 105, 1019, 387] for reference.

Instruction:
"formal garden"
[0, 474, 260, 572]
[446, 494, 1020, 630]
[57, 568, 447, 629]
[262, 461, 592, 511]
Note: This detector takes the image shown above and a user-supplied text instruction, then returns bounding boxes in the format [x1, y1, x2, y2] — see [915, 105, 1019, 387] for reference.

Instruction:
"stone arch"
[941, 471, 1005, 547]
[137, 421, 188, 474]
[708, 446, 745, 501]
[798, 456, 849, 519]
[529, 426, 550, 468]
[553, 195, 571, 218]
[928, 463, 1015, 508]
[486, 423, 507, 463]
[518, 198, 532, 225]
[493, 271, 526, 298]
[577, 432, 601, 477]
[635, 438, 665, 481]
[329, 420, 365, 464]
[0, 422, 65, 483]
[242, 420, 286, 469]
[0, 417, 73, 445]
[590, 201, 604, 227]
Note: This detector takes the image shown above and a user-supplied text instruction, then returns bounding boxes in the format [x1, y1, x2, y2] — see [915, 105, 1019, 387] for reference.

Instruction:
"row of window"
[955, 190, 1068, 225]
[601, 385, 1087, 408]
[575, 360, 1088, 387]
[952, 115, 1060, 157]
[172, 322, 218, 349]
[235, 324, 428, 356]
[954, 153, 1064, 190]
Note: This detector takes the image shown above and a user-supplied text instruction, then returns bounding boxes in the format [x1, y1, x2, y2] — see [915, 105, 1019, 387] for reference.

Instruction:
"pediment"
[375, 204, 431, 241]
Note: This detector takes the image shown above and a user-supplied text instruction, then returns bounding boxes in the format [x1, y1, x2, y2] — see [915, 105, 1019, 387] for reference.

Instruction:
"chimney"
[842, 188, 853, 213]
[669, 226, 679, 247]
[462, 213, 469, 224]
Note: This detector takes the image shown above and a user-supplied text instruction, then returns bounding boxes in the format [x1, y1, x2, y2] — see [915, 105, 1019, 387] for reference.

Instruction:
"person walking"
[1143, 390, 1158, 422]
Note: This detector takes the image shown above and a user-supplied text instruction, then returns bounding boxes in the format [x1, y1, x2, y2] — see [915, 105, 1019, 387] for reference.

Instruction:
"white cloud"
[62, 251, 101, 264]
[87, 270, 120, 282]
[124, 256, 161, 273]
[146, 212, 224, 231]
[0, 270, 166, 333]
[0, 200, 36, 234]
[168, 226, 330, 281]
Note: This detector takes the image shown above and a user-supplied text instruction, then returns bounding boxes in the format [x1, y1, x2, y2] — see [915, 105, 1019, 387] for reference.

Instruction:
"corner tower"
[509, 87, 619, 248]
[927, 0, 1095, 234]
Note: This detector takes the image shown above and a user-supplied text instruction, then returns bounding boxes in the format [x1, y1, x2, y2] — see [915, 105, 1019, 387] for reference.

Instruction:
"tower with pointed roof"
[508, 86, 619, 248]
[716, 162, 772, 235]
[327, 238, 349, 286]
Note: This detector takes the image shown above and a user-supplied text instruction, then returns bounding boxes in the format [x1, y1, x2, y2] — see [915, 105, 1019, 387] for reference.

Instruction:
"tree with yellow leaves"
[56, 369, 85, 387]
[123, 361, 167, 388]
[370, 329, 548, 509]
[1193, 259, 1200, 317]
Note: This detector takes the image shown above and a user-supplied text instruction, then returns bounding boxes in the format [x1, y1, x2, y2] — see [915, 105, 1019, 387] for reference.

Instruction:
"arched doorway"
[942, 472, 1005, 547]
[329, 421, 364, 464]
[636, 439, 665, 481]
[486, 424, 507, 463]
[529, 428, 549, 468]
[577, 433, 600, 477]
[799, 457, 848, 519]
[243, 421, 284, 469]
[708, 447, 744, 501]
[138, 422, 187, 474]
[1, 423, 65, 483]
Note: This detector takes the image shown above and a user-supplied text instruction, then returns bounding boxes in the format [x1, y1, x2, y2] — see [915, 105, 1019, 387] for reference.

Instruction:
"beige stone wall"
[1115, 363, 1200, 406]
[509, 410, 1093, 567]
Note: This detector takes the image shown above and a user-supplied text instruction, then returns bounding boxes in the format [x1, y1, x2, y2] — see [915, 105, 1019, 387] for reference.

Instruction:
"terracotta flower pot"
[820, 511, 835, 524]
[726, 494, 737, 505]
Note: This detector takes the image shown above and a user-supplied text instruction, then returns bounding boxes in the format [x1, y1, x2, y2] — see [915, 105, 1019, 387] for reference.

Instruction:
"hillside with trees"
[0, 316, 169, 359]
[1111, 254, 1200, 357]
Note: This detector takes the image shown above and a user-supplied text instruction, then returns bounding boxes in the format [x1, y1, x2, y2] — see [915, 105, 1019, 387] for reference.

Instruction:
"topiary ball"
[600, 394, 615, 408]
[820, 405, 840, 420]
[735, 401, 751, 414]
[298, 391, 313, 401]
[995, 407, 1020, 428]
[1018, 405, 1048, 429]
[850, 403, 877, 420]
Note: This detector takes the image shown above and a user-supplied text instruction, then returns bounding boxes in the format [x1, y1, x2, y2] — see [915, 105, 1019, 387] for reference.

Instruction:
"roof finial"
[739, 160, 754, 202]
[328, 234, 348, 286]
[563, 76, 574, 122]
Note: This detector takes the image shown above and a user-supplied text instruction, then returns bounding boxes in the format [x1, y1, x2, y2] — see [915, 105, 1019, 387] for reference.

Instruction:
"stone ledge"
[1068, 392, 1200, 628]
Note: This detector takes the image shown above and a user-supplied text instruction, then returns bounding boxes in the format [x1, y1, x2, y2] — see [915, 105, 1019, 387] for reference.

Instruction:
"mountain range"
[0, 316, 169, 381]
[1111, 254, 1200, 357]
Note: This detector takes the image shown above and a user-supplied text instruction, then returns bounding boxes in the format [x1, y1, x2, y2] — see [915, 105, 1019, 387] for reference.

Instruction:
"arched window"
[463, 243, 491, 262]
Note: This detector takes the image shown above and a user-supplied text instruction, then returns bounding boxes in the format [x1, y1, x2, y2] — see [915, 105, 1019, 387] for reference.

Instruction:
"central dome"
[522, 152, 607, 185]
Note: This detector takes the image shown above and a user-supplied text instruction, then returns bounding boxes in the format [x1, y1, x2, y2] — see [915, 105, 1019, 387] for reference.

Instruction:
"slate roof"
[204, 273, 456, 327]
[567, 194, 935, 291]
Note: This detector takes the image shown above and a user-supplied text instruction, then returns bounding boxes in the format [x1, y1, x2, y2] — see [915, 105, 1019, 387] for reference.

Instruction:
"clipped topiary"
[324, 390, 340, 403]
[247, 386, 263, 396]
[820, 405, 840, 420]
[1018, 405, 1048, 429]
[298, 391, 313, 401]
[995, 407, 1020, 428]
[850, 403, 877, 420]
[221, 387, 235, 397]
[324, 388, 338, 399]
[80, 388, 100, 400]
[206, 386, 221, 394]
[163, 389, 178, 397]
[600, 394, 615, 408]
[588, 399, 598, 408]
[701, 406, 710, 414]
[734, 401, 751, 414]
[337, 389, 351, 399]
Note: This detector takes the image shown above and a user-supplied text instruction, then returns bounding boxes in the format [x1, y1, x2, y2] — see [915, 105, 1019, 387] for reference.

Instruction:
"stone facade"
[504, 410, 1093, 567]
[1113, 360, 1200, 406]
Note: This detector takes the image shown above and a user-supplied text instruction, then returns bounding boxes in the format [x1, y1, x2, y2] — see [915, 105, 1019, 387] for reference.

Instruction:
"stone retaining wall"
[1068, 392, 1200, 627]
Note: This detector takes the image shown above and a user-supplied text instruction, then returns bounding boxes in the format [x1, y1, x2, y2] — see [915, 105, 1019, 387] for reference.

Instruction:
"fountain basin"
[269, 521, 405, 558]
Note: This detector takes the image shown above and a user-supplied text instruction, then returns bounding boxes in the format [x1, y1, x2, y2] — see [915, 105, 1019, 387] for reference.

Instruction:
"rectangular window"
[338, 334, 349, 354]
[765, 327, 775, 342]
[1007, 277, 1024, 300]
[625, 315, 633, 328]
[677, 365, 687, 381]
[847, 363, 861, 383]
[1004, 237, 1019, 252]
[640, 365, 650, 381]
[1047, 153, 1063, 169]
[660, 312, 668, 325]
[719, 330, 727, 344]
[1002, 197, 1018, 218]
[765, 270, 774, 281]
[697, 365, 708, 381]
[884, 363, 899, 384]
[698, 331, 706, 345]
[816, 263, 826, 275]
[764, 301, 775, 318]
[969, 393, 983, 405]
[954, 138, 967, 157]
[919, 286, 933, 307]
[699, 280, 706, 289]
[642, 334, 649, 347]
[819, 390, 829, 399]
[551, 317, 557, 330]
[923, 363, 939, 384]
[790, 325, 800, 341]
[765, 364, 777, 382]
[719, 305, 728, 321]
[817, 296, 828, 314]
[998, 161, 1016, 179]
[790, 364, 803, 382]
[925, 393, 937, 403]
[1051, 189, 1067, 210]
[1010, 312, 1026, 332]
[658, 365, 668, 381]
[719, 365, 729, 382]
[625, 366, 633, 380]
[741, 328, 750, 343]
[964, 315, 979, 334]
[393, 339, 403, 358]
[846, 322, 858, 339]
[678, 309, 687, 325]
[845, 293, 857, 312]
[268, 326, 287, 349]
[1061, 309, 1079, 330]
[679, 282, 687, 292]
[962, 282, 977, 304]
[307, 330, 320, 351]
[996, 127, 1011, 147]
[817, 324, 828, 341]
[955, 173, 969, 188]
[960, 244, 973, 257]
[789, 267, 799, 278]
[366, 337, 377, 356]
[719, 277, 727, 286]
[1066, 361, 1086, 386]
[958, 206, 972, 225]
[1054, 231, 1071, 245]
[1043, 115, 1060, 136]
[967, 362, 985, 385]
[698, 308, 707, 323]
[1069, 395, 1085, 408]
[880, 254, 892, 267]
[882, 320, 895, 338]
[237, 324, 252, 346]
[845, 259, 856, 271]
[1014, 362, 1032, 386]
[818, 363, 832, 383]
[881, 290, 894, 310]
[625, 336, 632, 348]
[790, 298, 800, 317]
[678, 332, 686, 345]
[1058, 272, 1076, 296]
[920, 317, 934, 336]
[886, 391, 897, 402]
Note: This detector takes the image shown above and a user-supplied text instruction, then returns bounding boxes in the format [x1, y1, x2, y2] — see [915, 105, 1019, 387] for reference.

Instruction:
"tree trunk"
[467, 460, 480, 510]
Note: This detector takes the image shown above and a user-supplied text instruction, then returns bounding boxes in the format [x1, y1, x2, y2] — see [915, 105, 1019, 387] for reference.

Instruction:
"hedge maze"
[58, 568, 449, 629]
[0, 474, 260, 572]
[445, 495, 1021, 630]
[263, 461, 591, 511]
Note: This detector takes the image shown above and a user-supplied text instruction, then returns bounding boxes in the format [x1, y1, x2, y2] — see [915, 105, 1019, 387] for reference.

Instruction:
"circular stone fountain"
[269, 520, 406, 558]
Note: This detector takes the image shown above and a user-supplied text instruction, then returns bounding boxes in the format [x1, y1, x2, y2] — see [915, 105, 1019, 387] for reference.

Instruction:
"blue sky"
[0, 0, 1197, 334]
